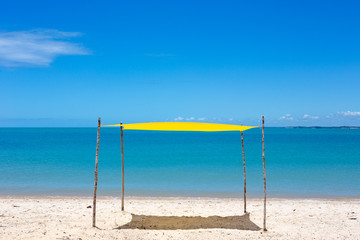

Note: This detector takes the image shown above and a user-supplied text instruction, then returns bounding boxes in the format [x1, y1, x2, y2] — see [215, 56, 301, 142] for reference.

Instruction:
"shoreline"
[0, 195, 359, 201]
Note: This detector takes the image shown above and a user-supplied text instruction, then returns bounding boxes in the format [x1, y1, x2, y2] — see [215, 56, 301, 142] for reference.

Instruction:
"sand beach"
[0, 197, 359, 240]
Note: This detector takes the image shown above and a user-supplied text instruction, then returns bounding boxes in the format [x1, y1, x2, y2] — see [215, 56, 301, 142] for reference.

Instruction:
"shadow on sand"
[116, 213, 261, 230]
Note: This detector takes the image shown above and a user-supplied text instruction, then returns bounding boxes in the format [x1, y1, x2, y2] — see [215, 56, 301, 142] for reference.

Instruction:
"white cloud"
[279, 114, 294, 120]
[175, 116, 203, 121]
[0, 29, 89, 67]
[303, 114, 319, 120]
[228, 118, 233, 121]
[325, 111, 360, 119]
[274, 111, 360, 126]
[339, 111, 360, 117]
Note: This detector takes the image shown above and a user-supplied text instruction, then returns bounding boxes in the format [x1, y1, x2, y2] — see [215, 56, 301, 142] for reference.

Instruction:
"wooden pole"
[120, 122, 125, 211]
[92, 117, 101, 227]
[262, 116, 267, 231]
[241, 126, 247, 213]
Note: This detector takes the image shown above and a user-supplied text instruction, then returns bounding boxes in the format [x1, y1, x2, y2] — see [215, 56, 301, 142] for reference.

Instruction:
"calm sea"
[0, 127, 359, 198]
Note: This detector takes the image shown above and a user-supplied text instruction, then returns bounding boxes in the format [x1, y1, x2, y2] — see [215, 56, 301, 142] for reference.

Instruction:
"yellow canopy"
[101, 122, 258, 132]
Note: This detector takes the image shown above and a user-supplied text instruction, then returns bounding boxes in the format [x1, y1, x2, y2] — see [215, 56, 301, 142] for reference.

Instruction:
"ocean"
[0, 127, 359, 198]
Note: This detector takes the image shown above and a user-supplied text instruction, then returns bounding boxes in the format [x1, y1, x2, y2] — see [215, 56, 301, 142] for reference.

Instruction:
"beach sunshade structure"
[102, 122, 257, 132]
[92, 119, 267, 231]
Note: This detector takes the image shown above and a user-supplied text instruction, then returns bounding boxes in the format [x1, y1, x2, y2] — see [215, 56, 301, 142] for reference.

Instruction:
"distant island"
[286, 126, 360, 129]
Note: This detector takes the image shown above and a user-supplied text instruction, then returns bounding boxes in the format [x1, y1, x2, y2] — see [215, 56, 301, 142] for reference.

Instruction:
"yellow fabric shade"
[101, 122, 258, 132]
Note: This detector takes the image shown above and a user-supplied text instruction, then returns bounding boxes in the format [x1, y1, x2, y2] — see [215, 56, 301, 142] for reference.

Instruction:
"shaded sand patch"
[117, 213, 260, 230]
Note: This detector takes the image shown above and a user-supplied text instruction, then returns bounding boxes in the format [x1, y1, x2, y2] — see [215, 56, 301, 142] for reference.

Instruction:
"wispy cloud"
[0, 29, 89, 67]
[279, 114, 294, 121]
[174, 116, 207, 121]
[303, 114, 319, 120]
[275, 111, 360, 126]
[326, 111, 360, 119]
[338, 111, 360, 116]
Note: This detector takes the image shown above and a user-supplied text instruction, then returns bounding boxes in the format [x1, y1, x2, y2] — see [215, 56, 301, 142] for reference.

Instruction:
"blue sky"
[0, 0, 359, 127]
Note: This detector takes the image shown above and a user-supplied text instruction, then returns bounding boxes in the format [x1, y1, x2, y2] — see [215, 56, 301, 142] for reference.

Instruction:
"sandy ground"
[0, 197, 359, 240]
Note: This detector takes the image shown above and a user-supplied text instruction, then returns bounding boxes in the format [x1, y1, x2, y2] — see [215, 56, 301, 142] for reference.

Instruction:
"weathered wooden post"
[241, 125, 247, 213]
[92, 117, 101, 227]
[120, 122, 125, 211]
[262, 116, 267, 231]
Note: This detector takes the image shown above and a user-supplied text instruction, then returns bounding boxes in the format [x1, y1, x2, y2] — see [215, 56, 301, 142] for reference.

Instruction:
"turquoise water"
[0, 127, 359, 198]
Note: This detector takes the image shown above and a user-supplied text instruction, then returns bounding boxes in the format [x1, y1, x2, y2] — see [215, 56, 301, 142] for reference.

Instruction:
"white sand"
[0, 197, 359, 239]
